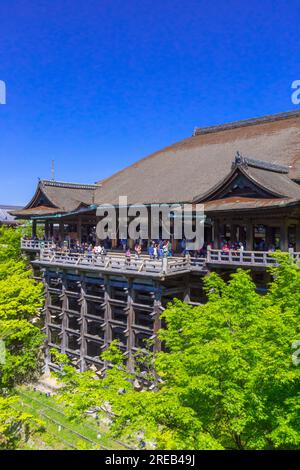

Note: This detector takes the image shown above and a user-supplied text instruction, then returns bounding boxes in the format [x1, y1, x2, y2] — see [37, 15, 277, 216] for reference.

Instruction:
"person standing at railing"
[100, 245, 107, 262]
[153, 244, 158, 260]
[148, 243, 155, 259]
[221, 241, 230, 254]
[180, 238, 186, 256]
[134, 243, 142, 260]
[125, 247, 131, 266]
[87, 244, 93, 259]
[120, 238, 127, 252]
[161, 241, 169, 274]
[197, 242, 208, 258]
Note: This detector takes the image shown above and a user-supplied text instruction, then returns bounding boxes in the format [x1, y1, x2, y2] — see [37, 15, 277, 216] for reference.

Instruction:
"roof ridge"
[193, 110, 300, 136]
[233, 152, 290, 174]
[41, 180, 99, 190]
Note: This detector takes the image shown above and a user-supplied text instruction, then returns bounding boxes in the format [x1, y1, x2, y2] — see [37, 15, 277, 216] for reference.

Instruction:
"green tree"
[0, 228, 44, 388]
[0, 395, 43, 449]
[53, 255, 300, 450]
[0, 226, 22, 262]
[0, 226, 45, 447]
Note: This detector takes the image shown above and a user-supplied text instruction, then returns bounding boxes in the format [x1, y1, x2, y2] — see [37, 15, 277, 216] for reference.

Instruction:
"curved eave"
[11, 206, 64, 219]
[193, 165, 284, 203]
[31, 204, 98, 220]
[23, 181, 58, 210]
[203, 196, 300, 213]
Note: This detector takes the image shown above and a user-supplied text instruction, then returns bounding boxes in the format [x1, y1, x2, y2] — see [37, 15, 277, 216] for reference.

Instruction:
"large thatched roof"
[94, 110, 300, 205]
[15, 110, 300, 217]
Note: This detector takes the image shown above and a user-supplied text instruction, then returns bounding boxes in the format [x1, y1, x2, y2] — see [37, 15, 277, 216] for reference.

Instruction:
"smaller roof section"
[193, 152, 300, 204]
[0, 204, 22, 225]
[12, 179, 100, 219]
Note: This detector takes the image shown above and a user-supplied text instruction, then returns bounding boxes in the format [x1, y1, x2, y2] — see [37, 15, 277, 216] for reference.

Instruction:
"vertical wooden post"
[77, 216, 82, 244]
[49, 223, 54, 238]
[213, 219, 220, 248]
[127, 278, 135, 372]
[59, 222, 64, 243]
[32, 220, 37, 238]
[296, 224, 300, 252]
[280, 221, 288, 251]
[79, 275, 86, 372]
[45, 221, 49, 239]
[103, 275, 112, 347]
[265, 226, 273, 248]
[231, 224, 237, 242]
[246, 223, 253, 251]
[183, 275, 190, 303]
[153, 283, 162, 354]
[60, 273, 67, 355]
[44, 273, 51, 373]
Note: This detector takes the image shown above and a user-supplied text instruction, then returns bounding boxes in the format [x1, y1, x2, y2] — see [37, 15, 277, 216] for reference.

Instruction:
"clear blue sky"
[1, 0, 300, 205]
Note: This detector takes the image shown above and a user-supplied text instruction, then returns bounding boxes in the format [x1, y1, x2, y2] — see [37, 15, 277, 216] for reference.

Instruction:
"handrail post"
[207, 245, 211, 262]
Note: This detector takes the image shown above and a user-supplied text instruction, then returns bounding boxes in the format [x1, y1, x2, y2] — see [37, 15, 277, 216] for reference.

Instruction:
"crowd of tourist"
[23, 234, 292, 262]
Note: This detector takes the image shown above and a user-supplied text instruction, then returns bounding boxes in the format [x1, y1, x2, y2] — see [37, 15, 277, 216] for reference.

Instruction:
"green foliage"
[0, 226, 45, 448]
[0, 394, 44, 449]
[53, 255, 300, 450]
[0, 319, 44, 388]
[52, 342, 134, 421]
[0, 226, 22, 262]
[0, 236, 44, 387]
[0, 260, 44, 321]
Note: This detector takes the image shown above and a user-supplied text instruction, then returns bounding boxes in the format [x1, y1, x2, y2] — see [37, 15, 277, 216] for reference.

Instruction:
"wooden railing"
[21, 239, 54, 250]
[25, 243, 300, 272]
[189, 257, 207, 270]
[206, 249, 294, 266]
[37, 250, 192, 275]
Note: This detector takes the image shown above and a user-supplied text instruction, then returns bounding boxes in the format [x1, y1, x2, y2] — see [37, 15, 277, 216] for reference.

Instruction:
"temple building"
[13, 109, 300, 372]
[0, 204, 21, 226]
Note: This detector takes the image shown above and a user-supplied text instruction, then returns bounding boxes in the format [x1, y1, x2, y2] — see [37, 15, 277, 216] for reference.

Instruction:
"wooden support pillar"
[44, 273, 51, 373]
[60, 273, 68, 355]
[280, 222, 288, 252]
[265, 226, 273, 248]
[59, 221, 64, 243]
[231, 224, 238, 243]
[213, 219, 220, 249]
[153, 283, 162, 354]
[32, 220, 37, 238]
[103, 275, 112, 348]
[49, 223, 54, 238]
[127, 278, 135, 372]
[45, 221, 49, 239]
[77, 217, 82, 243]
[183, 275, 190, 303]
[296, 224, 300, 252]
[95, 217, 100, 245]
[246, 223, 253, 251]
[79, 276, 86, 372]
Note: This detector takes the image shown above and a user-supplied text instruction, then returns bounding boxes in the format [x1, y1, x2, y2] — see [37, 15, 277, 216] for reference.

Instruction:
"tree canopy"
[53, 254, 300, 450]
[0, 226, 45, 448]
